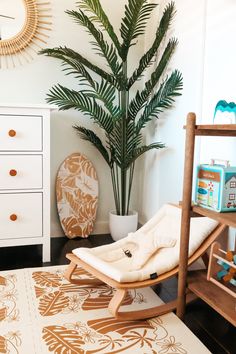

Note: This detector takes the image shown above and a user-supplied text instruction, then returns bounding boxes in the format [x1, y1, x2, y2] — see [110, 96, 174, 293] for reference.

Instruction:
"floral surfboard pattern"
[56, 153, 98, 238]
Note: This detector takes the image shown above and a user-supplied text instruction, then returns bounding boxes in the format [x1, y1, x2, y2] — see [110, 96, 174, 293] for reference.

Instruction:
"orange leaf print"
[73, 267, 92, 277]
[42, 325, 85, 354]
[56, 153, 98, 239]
[88, 317, 152, 336]
[34, 286, 47, 298]
[65, 156, 81, 174]
[63, 175, 77, 189]
[0, 276, 6, 286]
[0, 336, 7, 354]
[32, 272, 62, 288]
[56, 179, 63, 203]
[81, 222, 94, 238]
[81, 159, 97, 179]
[63, 217, 83, 238]
[82, 290, 132, 311]
[39, 291, 69, 316]
[64, 191, 80, 214]
[0, 308, 7, 321]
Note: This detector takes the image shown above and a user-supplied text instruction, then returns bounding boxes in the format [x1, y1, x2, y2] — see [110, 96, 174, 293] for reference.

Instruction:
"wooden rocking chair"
[65, 207, 226, 320]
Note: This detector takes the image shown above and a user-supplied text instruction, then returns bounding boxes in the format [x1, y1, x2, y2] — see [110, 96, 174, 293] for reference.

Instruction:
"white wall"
[201, 0, 236, 161]
[0, 0, 133, 237]
[139, 0, 207, 223]
[200, 0, 236, 248]
[140, 0, 236, 248]
[1, 1, 235, 245]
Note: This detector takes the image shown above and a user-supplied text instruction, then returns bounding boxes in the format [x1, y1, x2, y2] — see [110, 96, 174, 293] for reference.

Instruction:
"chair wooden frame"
[65, 223, 227, 320]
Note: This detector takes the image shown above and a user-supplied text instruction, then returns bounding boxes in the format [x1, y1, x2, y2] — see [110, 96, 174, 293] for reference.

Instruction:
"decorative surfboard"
[56, 152, 99, 239]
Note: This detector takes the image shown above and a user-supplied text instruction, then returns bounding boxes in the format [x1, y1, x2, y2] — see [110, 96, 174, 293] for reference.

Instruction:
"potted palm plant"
[41, 0, 183, 240]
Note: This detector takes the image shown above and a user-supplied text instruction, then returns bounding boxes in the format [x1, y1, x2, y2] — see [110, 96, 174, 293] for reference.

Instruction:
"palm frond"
[41, 1, 183, 215]
[77, 0, 121, 55]
[53, 57, 121, 118]
[120, 0, 157, 59]
[126, 122, 142, 156]
[73, 125, 110, 165]
[82, 79, 121, 117]
[108, 120, 143, 167]
[66, 10, 121, 75]
[126, 142, 165, 166]
[128, 38, 178, 120]
[128, 1, 176, 88]
[40, 46, 121, 89]
[47, 84, 113, 133]
[136, 70, 183, 132]
[61, 57, 94, 85]
[108, 121, 123, 166]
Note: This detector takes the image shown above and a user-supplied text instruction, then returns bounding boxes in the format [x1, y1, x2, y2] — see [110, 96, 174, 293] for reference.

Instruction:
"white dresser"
[0, 105, 51, 262]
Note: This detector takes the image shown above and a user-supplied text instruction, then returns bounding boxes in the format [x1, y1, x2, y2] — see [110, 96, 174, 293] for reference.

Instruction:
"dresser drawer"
[0, 115, 42, 151]
[0, 193, 42, 239]
[0, 155, 43, 190]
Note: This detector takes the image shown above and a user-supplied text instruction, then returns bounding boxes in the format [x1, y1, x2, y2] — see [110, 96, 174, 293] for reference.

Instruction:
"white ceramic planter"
[109, 210, 138, 241]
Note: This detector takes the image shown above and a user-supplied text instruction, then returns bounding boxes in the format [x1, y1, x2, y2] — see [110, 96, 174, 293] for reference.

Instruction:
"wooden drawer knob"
[8, 129, 16, 137]
[10, 214, 17, 221]
[9, 169, 17, 176]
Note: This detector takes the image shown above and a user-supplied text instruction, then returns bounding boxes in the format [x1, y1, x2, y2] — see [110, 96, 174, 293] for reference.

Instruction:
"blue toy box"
[195, 160, 236, 212]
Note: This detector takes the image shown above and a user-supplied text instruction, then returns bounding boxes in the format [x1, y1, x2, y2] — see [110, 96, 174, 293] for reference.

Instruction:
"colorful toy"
[213, 100, 236, 124]
[217, 250, 236, 287]
[195, 159, 236, 212]
[207, 242, 236, 298]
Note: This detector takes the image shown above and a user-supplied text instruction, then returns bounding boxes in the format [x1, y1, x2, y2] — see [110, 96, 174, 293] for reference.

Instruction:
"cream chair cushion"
[72, 204, 219, 283]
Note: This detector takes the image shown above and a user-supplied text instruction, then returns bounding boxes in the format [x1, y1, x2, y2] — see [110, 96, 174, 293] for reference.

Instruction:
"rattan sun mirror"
[0, 0, 51, 68]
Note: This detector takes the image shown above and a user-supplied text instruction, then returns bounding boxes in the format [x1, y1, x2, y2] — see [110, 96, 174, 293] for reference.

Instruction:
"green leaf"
[126, 122, 142, 156]
[108, 120, 143, 167]
[120, 0, 157, 59]
[128, 1, 176, 88]
[51, 56, 121, 118]
[73, 125, 110, 165]
[128, 38, 178, 120]
[41, 48, 122, 118]
[61, 58, 95, 85]
[82, 79, 121, 117]
[136, 70, 183, 132]
[46, 84, 113, 133]
[40, 1, 183, 215]
[66, 10, 121, 75]
[40, 46, 121, 89]
[77, 0, 122, 55]
[108, 120, 123, 166]
[127, 143, 165, 166]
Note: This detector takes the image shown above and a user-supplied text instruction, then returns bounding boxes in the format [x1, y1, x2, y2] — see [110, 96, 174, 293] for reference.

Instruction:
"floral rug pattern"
[0, 265, 210, 353]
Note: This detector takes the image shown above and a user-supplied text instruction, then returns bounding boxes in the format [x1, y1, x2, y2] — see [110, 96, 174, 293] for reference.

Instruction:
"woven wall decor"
[0, 0, 52, 68]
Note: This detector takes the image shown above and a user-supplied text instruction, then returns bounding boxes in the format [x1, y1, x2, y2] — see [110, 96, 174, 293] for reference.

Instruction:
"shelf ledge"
[184, 124, 236, 136]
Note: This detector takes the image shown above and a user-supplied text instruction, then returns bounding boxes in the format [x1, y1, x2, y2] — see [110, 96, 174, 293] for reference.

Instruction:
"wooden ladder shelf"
[177, 113, 236, 326]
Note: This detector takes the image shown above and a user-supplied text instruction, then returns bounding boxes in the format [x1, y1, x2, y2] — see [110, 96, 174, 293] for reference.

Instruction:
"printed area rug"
[0, 265, 210, 354]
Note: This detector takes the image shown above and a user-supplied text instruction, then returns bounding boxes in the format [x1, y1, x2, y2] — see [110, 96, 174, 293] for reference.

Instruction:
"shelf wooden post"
[177, 112, 196, 319]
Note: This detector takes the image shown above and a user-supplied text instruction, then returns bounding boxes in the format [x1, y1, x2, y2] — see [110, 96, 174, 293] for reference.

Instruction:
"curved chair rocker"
[65, 204, 226, 320]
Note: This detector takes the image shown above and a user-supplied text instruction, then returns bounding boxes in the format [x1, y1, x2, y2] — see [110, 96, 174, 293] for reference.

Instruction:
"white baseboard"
[92, 221, 110, 235]
[138, 217, 145, 227]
